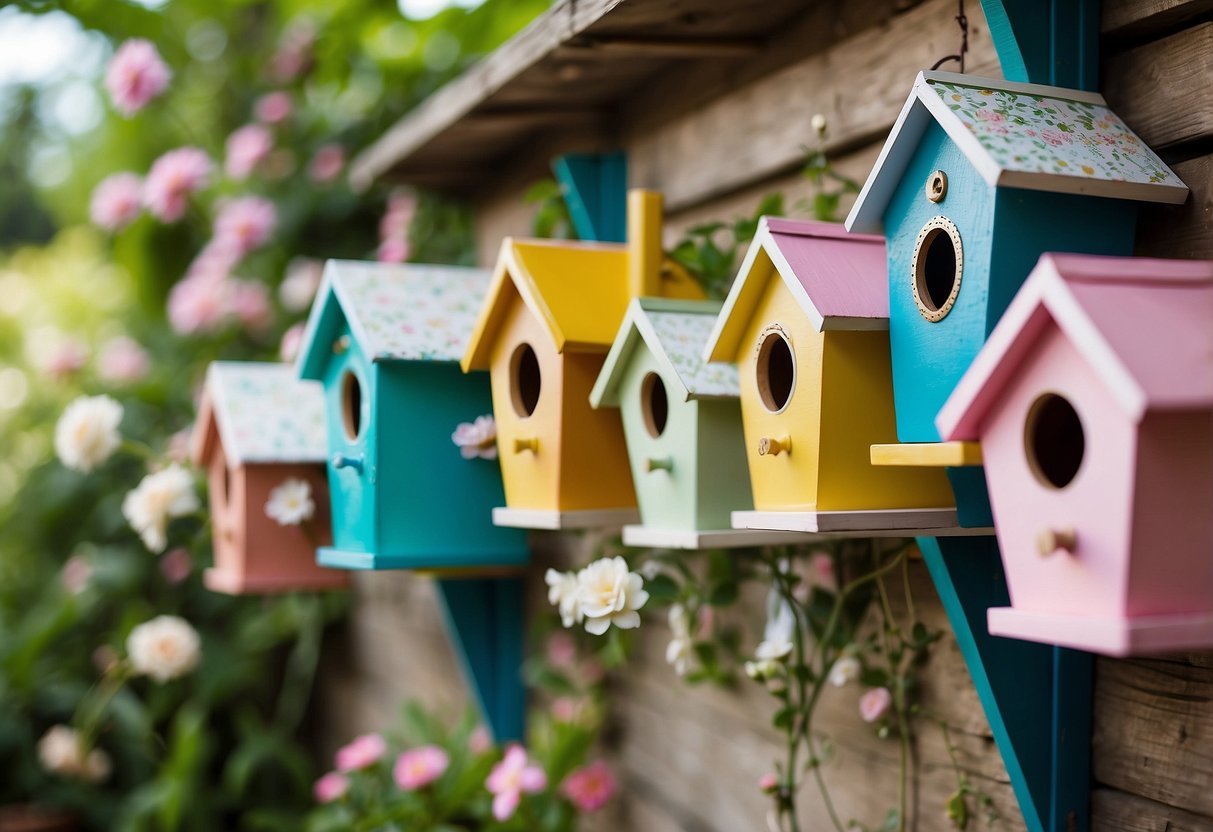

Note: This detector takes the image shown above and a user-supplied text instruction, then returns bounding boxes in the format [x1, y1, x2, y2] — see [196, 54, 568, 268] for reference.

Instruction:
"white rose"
[545, 568, 582, 628]
[666, 634, 694, 676]
[54, 395, 123, 472]
[122, 464, 200, 552]
[755, 636, 794, 662]
[577, 556, 649, 636]
[265, 477, 315, 525]
[127, 614, 201, 682]
[668, 603, 690, 639]
[829, 655, 861, 687]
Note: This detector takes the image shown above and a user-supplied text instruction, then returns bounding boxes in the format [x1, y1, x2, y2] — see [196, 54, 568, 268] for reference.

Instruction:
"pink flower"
[165, 429, 192, 463]
[393, 745, 450, 790]
[451, 415, 497, 460]
[859, 687, 892, 723]
[377, 237, 410, 263]
[487, 745, 546, 821]
[308, 144, 346, 184]
[226, 280, 272, 330]
[167, 274, 227, 335]
[468, 726, 493, 755]
[255, 92, 293, 124]
[144, 147, 212, 222]
[224, 125, 273, 181]
[809, 550, 836, 591]
[280, 323, 306, 362]
[313, 771, 349, 804]
[271, 21, 316, 83]
[1040, 128, 1070, 147]
[187, 238, 242, 283]
[98, 337, 150, 383]
[551, 697, 581, 723]
[90, 173, 143, 231]
[105, 39, 171, 116]
[61, 555, 92, 594]
[546, 632, 576, 669]
[43, 340, 88, 380]
[758, 772, 779, 794]
[561, 761, 616, 813]
[335, 733, 387, 772]
[214, 197, 277, 256]
[160, 547, 192, 584]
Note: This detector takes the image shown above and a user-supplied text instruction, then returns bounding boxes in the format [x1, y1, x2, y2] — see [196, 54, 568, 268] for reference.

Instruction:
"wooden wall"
[316, 2, 1213, 829]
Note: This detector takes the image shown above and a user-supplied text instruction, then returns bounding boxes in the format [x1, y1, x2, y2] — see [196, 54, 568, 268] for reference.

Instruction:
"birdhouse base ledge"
[621, 525, 807, 550]
[870, 441, 983, 467]
[732, 508, 992, 537]
[203, 567, 349, 595]
[315, 547, 529, 572]
[988, 606, 1213, 658]
[491, 507, 641, 530]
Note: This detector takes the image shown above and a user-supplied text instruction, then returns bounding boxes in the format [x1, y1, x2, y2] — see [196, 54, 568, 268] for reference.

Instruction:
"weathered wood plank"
[1091, 788, 1213, 832]
[1103, 22, 1213, 150]
[1102, 0, 1213, 41]
[1135, 152, 1213, 259]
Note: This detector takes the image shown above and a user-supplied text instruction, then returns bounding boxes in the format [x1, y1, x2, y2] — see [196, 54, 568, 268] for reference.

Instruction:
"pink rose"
[160, 547, 192, 585]
[43, 340, 88, 380]
[254, 92, 293, 124]
[377, 237, 410, 263]
[90, 173, 143, 231]
[393, 745, 449, 790]
[105, 39, 171, 116]
[167, 274, 227, 335]
[279, 323, 306, 363]
[313, 771, 349, 804]
[143, 147, 212, 222]
[335, 733, 387, 772]
[308, 143, 346, 184]
[468, 726, 493, 755]
[859, 687, 892, 723]
[98, 336, 150, 383]
[213, 197, 277, 256]
[545, 632, 576, 669]
[226, 280, 272, 330]
[561, 760, 616, 813]
[758, 772, 779, 794]
[486, 745, 547, 821]
[451, 415, 497, 460]
[224, 125, 273, 181]
[271, 20, 316, 83]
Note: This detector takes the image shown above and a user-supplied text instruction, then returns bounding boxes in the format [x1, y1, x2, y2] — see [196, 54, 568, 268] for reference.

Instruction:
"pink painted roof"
[937, 254, 1213, 439]
[765, 218, 889, 321]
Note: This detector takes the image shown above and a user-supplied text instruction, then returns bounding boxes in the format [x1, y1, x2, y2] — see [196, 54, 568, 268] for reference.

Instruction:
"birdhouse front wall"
[979, 325, 1137, 618]
[693, 398, 755, 528]
[733, 275, 823, 512]
[206, 446, 244, 577]
[557, 351, 636, 511]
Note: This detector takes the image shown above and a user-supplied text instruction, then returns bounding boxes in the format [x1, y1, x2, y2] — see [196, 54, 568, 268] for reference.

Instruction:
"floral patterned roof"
[328, 261, 492, 362]
[645, 307, 739, 398]
[206, 362, 327, 464]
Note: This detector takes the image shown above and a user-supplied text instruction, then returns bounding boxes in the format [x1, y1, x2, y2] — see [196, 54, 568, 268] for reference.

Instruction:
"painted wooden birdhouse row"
[937, 253, 1213, 656]
[191, 361, 346, 594]
[461, 190, 703, 530]
[295, 260, 527, 571]
[702, 217, 957, 534]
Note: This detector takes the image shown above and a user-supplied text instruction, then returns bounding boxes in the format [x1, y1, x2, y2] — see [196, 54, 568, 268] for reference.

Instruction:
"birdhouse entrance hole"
[641, 372, 669, 438]
[1025, 393, 1084, 489]
[757, 329, 795, 413]
[341, 370, 363, 441]
[912, 217, 963, 322]
[510, 343, 541, 418]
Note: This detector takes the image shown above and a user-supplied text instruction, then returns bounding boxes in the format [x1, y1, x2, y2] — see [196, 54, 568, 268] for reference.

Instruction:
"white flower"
[666, 604, 694, 676]
[545, 568, 582, 628]
[265, 478, 315, 525]
[127, 614, 201, 682]
[37, 726, 111, 783]
[755, 589, 796, 662]
[829, 655, 861, 687]
[744, 659, 780, 681]
[54, 395, 123, 472]
[452, 415, 498, 460]
[122, 464, 200, 552]
[577, 556, 649, 636]
[811, 113, 828, 137]
[278, 257, 323, 312]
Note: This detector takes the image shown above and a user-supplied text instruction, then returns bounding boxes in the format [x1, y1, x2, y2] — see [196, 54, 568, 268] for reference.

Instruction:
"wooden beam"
[564, 36, 761, 58]
[1102, 0, 1213, 41]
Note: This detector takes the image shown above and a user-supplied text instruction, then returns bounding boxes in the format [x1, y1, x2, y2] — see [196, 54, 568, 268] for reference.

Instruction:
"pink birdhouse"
[937, 253, 1213, 656]
[192, 362, 347, 595]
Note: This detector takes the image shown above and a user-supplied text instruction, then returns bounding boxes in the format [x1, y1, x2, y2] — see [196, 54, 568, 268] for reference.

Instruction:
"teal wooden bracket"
[552, 152, 628, 242]
[435, 576, 526, 743]
[980, 0, 1100, 90]
[919, 536, 1092, 832]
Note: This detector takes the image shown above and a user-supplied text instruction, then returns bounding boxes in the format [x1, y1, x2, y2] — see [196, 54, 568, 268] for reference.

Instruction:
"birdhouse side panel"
[375, 362, 527, 563]
[321, 323, 379, 555]
[488, 299, 563, 511]
[817, 330, 954, 511]
[617, 351, 699, 531]
[979, 325, 1136, 618]
[558, 352, 637, 511]
[206, 450, 245, 581]
[884, 123, 996, 443]
[1127, 411, 1213, 617]
[694, 397, 755, 529]
[734, 276, 823, 512]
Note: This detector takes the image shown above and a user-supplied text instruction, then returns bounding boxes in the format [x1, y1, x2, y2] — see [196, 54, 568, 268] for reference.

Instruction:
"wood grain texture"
[1092, 788, 1213, 831]
[1135, 152, 1213, 259]
[1102, 0, 1213, 41]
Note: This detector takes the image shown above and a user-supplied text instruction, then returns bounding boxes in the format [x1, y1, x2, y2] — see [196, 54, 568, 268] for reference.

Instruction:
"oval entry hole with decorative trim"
[341, 370, 363, 442]
[510, 343, 541, 418]
[641, 372, 669, 438]
[756, 330, 795, 413]
[912, 217, 963, 322]
[1024, 393, 1085, 489]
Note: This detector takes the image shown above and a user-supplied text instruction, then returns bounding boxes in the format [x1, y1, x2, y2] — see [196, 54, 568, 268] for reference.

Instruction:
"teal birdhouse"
[295, 260, 528, 571]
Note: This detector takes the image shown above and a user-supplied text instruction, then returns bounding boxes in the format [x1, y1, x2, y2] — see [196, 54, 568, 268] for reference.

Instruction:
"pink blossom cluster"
[98, 336, 151, 383]
[561, 760, 616, 813]
[143, 147, 213, 223]
[393, 745, 449, 790]
[308, 143, 345, 184]
[225, 125, 273, 181]
[270, 20, 316, 83]
[105, 39, 171, 116]
[377, 190, 418, 263]
[487, 744, 547, 821]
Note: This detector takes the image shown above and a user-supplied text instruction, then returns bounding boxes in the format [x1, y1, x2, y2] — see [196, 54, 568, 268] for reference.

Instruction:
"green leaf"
[643, 573, 680, 601]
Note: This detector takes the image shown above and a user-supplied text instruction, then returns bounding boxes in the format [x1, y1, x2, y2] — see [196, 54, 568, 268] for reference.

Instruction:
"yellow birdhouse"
[462, 191, 703, 529]
[702, 218, 958, 534]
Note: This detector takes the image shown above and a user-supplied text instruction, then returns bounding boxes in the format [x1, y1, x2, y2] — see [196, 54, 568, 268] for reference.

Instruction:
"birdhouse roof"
[192, 362, 328, 467]
[703, 217, 888, 362]
[461, 238, 632, 369]
[297, 260, 492, 380]
[846, 71, 1189, 233]
[937, 253, 1213, 438]
[591, 298, 738, 408]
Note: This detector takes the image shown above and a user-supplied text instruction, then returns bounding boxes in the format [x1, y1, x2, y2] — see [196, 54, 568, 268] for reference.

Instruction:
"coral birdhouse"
[296, 260, 527, 570]
[702, 217, 956, 534]
[191, 361, 346, 594]
[937, 254, 1213, 656]
[461, 190, 703, 530]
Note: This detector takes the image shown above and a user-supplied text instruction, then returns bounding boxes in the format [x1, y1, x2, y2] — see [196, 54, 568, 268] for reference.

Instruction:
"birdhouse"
[845, 72, 1187, 505]
[191, 361, 346, 594]
[295, 260, 527, 571]
[937, 253, 1213, 656]
[589, 298, 801, 548]
[461, 190, 703, 530]
[702, 217, 958, 534]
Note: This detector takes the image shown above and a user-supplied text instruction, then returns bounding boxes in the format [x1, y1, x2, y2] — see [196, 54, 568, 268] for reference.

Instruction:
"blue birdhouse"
[295, 260, 528, 571]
